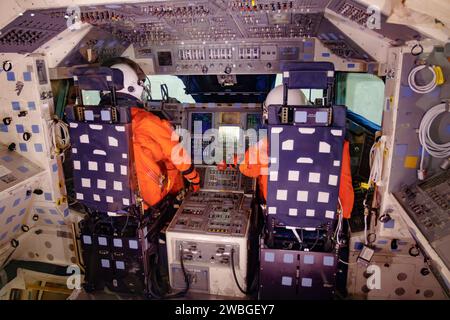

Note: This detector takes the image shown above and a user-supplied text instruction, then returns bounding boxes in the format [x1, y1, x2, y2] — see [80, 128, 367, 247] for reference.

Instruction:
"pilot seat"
[260, 62, 348, 299]
[65, 66, 175, 296]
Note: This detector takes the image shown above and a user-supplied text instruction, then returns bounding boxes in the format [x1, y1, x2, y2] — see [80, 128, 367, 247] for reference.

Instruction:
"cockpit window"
[80, 75, 195, 105]
[81, 90, 101, 106]
[274, 73, 324, 104]
[146, 75, 195, 103]
[276, 73, 384, 126]
[336, 73, 384, 126]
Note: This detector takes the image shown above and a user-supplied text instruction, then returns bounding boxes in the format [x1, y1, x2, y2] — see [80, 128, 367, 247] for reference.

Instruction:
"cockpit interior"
[0, 0, 449, 302]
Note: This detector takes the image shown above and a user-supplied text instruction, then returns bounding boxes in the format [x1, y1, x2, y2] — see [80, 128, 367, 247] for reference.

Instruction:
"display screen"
[191, 112, 213, 134]
[219, 126, 241, 143]
[220, 112, 241, 125]
[246, 113, 263, 131]
[157, 51, 173, 66]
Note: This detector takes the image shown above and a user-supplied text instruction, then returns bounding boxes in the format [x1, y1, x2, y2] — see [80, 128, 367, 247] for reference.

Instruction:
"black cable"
[308, 229, 321, 251]
[230, 248, 249, 295]
[147, 245, 190, 300]
[147, 255, 165, 299]
[179, 244, 190, 295]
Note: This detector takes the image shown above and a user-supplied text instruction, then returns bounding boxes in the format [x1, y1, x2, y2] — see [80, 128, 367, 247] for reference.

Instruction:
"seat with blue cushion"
[66, 67, 139, 215]
[260, 62, 347, 300]
[265, 62, 347, 230]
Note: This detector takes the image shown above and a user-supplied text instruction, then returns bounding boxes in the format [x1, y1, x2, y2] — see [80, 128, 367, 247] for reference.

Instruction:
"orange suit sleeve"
[239, 137, 269, 178]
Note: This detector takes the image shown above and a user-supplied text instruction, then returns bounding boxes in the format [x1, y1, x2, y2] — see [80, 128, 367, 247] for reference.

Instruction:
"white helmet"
[110, 63, 144, 101]
[265, 85, 309, 107]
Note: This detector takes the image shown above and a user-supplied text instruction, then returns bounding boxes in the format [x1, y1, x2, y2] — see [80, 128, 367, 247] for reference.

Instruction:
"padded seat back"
[266, 105, 346, 229]
[66, 67, 138, 214]
[265, 62, 346, 229]
[66, 105, 137, 214]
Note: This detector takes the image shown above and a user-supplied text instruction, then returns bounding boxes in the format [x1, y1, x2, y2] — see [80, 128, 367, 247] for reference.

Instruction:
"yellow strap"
[433, 66, 445, 85]
[360, 182, 370, 190]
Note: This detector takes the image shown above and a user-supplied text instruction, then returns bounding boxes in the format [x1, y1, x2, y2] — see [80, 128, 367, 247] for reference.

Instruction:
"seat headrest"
[281, 62, 335, 90]
[72, 66, 124, 91]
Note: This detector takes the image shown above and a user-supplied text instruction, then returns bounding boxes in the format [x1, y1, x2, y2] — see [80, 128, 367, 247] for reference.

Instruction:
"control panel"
[394, 170, 450, 269]
[166, 188, 252, 297]
[166, 164, 253, 297]
[138, 39, 316, 75]
[176, 241, 239, 266]
[168, 190, 252, 236]
[186, 104, 264, 166]
[195, 166, 255, 193]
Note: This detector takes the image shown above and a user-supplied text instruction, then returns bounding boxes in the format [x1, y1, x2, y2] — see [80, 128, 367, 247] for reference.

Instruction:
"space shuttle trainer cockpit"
[0, 0, 449, 307]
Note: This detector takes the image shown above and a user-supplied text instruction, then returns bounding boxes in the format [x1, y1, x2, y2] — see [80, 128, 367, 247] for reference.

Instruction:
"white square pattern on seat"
[266, 117, 345, 224]
[70, 121, 136, 213]
[276, 190, 288, 201]
[105, 163, 114, 172]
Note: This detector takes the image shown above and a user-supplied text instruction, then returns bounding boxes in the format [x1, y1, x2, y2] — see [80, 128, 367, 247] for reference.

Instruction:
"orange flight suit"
[131, 108, 200, 207]
[239, 138, 354, 218]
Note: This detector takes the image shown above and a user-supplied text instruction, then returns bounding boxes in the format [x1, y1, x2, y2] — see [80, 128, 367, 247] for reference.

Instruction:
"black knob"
[33, 189, 43, 195]
[202, 65, 208, 74]
[420, 268, 430, 276]
[21, 225, 30, 232]
[391, 239, 398, 250]
[8, 143, 16, 151]
[23, 132, 31, 141]
[10, 239, 19, 248]
[18, 110, 28, 117]
[409, 246, 420, 257]
[3, 117, 12, 125]
[224, 66, 232, 74]
[379, 213, 391, 223]
[3, 60, 13, 72]
[32, 214, 39, 221]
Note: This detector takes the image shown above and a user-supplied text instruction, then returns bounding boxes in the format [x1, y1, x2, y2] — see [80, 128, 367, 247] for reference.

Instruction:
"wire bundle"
[368, 135, 386, 187]
[50, 117, 70, 158]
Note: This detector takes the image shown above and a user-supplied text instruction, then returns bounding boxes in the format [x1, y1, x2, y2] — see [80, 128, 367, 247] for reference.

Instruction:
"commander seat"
[66, 67, 140, 215]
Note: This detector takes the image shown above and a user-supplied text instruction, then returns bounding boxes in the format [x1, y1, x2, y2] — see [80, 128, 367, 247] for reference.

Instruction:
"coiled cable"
[418, 102, 450, 178]
[50, 117, 70, 160]
[408, 64, 437, 94]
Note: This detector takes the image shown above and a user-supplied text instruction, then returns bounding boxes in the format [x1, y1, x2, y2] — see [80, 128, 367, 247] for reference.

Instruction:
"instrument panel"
[394, 170, 450, 269]
[136, 39, 316, 75]
[186, 104, 264, 165]
[168, 190, 252, 236]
